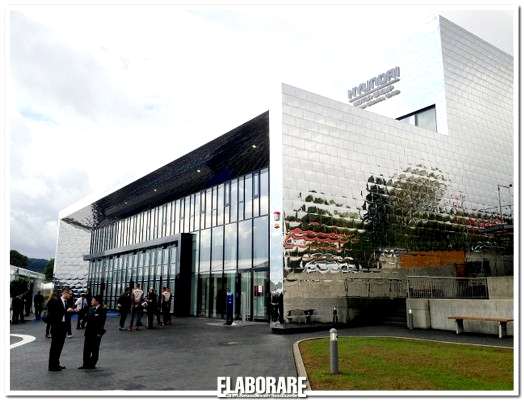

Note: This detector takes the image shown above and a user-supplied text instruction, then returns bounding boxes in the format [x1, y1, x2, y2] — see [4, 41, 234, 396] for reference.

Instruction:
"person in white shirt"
[129, 284, 145, 331]
[161, 287, 172, 325]
[75, 294, 88, 330]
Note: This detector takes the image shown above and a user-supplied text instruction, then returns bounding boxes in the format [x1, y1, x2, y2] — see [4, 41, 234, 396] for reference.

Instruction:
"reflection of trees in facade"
[357, 164, 511, 268]
[284, 164, 511, 271]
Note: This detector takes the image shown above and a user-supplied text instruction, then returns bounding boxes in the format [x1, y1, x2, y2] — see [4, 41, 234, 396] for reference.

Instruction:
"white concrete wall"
[487, 276, 513, 299]
[406, 298, 513, 336]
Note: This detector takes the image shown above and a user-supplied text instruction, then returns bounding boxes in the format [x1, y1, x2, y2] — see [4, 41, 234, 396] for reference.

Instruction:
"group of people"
[46, 288, 107, 371]
[44, 284, 174, 372]
[10, 290, 44, 324]
[117, 284, 173, 331]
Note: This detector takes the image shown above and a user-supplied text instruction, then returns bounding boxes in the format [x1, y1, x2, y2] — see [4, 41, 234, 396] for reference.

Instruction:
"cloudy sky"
[8, 5, 515, 259]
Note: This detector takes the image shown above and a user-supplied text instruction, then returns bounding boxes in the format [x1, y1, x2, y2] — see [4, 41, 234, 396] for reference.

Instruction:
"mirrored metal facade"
[275, 16, 513, 328]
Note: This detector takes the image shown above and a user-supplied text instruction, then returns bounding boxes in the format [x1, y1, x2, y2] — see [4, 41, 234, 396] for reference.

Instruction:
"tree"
[10, 250, 28, 268]
[44, 259, 55, 282]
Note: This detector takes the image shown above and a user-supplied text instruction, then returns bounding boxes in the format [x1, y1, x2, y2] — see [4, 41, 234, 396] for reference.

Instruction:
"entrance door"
[210, 273, 225, 318]
[253, 270, 269, 320]
[240, 271, 252, 320]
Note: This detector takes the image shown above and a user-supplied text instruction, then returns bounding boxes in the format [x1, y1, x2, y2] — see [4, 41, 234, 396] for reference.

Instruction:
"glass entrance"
[210, 273, 225, 318]
[253, 270, 269, 320]
[240, 271, 252, 320]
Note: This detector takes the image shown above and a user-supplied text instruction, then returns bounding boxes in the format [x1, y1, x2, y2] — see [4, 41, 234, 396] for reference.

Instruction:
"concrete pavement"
[10, 315, 513, 391]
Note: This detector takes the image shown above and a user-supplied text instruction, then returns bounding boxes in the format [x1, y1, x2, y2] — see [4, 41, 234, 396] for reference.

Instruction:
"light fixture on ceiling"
[252, 144, 257, 149]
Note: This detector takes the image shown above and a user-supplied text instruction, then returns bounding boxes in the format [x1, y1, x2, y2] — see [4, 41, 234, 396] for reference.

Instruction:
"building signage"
[348, 66, 401, 109]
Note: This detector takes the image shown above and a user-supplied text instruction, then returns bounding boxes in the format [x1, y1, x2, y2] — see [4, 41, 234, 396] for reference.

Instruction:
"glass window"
[174, 199, 180, 235]
[416, 107, 437, 132]
[230, 179, 238, 223]
[224, 223, 237, 271]
[194, 193, 201, 231]
[224, 182, 230, 224]
[166, 202, 172, 236]
[253, 172, 260, 217]
[238, 220, 252, 269]
[217, 184, 224, 226]
[211, 186, 217, 227]
[154, 207, 160, 239]
[131, 216, 137, 244]
[200, 191, 206, 230]
[144, 211, 150, 242]
[137, 215, 141, 244]
[184, 196, 191, 232]
[205, 189, 212, 228]
[192, 232, 200, 273]
[244, 174, 252, 220]
[399, 115, 415, 125]
[189, 195, 195, 232]
[160, 205, 165, 238]
[169, 246, 177, 278]
[253, 216, 269, 268]
[211, 226, 223, 272]
[200, 228, 211, 273]
[260, 168, 269, 215]
[128, 217, 133, 246]
[238, 177, 244, 221]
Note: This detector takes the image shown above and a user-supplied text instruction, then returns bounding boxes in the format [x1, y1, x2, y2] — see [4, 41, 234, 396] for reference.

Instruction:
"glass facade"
[398, 105, 437, 132]
[87, 245, 177, 310]
[87, 167, 270, 320]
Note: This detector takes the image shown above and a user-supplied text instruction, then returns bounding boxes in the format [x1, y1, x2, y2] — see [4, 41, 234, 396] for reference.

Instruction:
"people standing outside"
[11, 295, 23, 324]
[85, 288, 93, 307]
[44, 292, 58, 338]
[117, 288, 131, 331]
[24, 290, 32, 317]
[65, 290, 75, 338]
[146, 288, 160, 329]
[34, 291, 44, 320]
[75, 294, 88, 330]
[161, 287, 172, 325]
[129, 284, 144, 331]
[78, 295, 107, 370]
[47, 289, 73, 371]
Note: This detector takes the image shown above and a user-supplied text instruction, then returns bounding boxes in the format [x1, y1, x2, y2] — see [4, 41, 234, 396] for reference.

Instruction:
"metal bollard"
[408, 308, 414, 330]
[329, 328, 339, 374]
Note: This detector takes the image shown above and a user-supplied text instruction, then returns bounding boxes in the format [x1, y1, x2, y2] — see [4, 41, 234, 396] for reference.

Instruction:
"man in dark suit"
[47, 289, 73, 371]
[78, 295, 107, 370]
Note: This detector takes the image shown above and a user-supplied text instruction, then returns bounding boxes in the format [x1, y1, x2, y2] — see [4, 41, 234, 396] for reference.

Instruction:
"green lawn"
[299, 337, 513, 391]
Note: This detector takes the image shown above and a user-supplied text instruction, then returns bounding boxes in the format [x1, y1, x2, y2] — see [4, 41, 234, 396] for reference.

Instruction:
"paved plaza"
[10, 316, 513, 391]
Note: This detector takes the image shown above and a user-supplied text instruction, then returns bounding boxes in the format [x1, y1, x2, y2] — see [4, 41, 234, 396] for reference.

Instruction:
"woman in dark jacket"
[117, 288, 132, 331]
[146, 288, 160, 329]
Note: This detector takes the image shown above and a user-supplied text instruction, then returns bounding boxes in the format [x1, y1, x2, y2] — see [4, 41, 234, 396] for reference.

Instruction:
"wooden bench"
[287, 309, 319, 325]
[448, 316, 513, 339]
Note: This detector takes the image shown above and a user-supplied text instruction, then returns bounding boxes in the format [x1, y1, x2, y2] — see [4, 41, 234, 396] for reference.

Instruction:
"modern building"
[54, 16, 513, 329]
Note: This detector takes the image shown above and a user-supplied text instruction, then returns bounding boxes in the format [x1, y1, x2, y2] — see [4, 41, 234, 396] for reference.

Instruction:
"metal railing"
[345, 277, 406, 298]
[407, 276, 489, 299]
